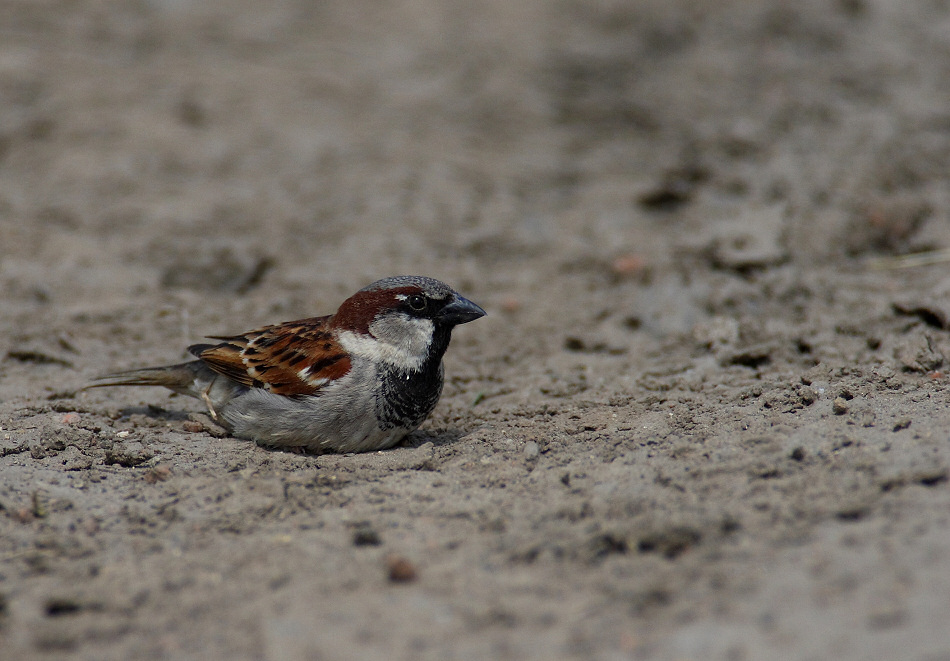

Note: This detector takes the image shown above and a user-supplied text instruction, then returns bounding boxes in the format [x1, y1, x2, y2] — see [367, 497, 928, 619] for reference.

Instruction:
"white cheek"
[338, 315, 434, 371]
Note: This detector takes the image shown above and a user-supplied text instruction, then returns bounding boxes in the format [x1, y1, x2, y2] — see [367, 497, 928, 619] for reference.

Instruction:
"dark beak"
[439, 295, 486, 326]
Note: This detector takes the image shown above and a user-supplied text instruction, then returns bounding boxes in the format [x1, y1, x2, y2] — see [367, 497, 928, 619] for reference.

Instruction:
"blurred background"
[4, 0, 948, 327]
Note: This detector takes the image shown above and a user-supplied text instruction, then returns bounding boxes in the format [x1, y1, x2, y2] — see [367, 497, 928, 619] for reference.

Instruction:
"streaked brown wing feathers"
[192, 316, 351, 396]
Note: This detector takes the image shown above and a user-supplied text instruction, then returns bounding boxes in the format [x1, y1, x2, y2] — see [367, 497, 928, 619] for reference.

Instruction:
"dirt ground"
[3, 0, 950, 659]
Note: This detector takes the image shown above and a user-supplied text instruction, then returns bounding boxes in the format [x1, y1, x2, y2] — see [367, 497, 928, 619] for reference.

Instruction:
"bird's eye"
[407, 294, 427, 311]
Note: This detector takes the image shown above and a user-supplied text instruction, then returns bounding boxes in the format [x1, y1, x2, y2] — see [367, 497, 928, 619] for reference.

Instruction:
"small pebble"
[386, 555, 417, 583]
[352, 526, 382, 547]
[523, 441, 540, 459]
[60, 413, 80, 425]
[832, 397, 849, 415]
[144, 465, 172, 484]
[799, 387, 818, 406]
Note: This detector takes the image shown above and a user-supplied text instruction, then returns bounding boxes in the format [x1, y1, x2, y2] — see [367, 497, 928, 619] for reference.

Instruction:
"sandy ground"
[3, 0, 950, 659]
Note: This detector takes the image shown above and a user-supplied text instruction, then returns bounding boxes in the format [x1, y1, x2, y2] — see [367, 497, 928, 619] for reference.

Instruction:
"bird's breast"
[374, 362, 445, 431]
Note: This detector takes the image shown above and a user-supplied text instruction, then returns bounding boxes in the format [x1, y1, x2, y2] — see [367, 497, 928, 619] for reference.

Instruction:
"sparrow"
[86, 276, 485, 453]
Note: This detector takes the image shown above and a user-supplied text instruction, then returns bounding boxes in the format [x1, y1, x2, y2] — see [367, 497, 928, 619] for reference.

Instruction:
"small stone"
[564, 337, 586, 352]
[104, 444, 152, 467]
[892, 418, 912, 432]
[789, 446, 806, 462]
[523, 441, 540, 459]
[386, 555, 417, 583]
[352, 525, 382, 547]
[182, 421, 204, 433]
[44, 597, 82, 617]
[61, 446, 93, 471]
[799, 387, 818, 406]
[832, 397, 849, 415]
[60, 413, 80, 425]
[143, 465, 172, 484]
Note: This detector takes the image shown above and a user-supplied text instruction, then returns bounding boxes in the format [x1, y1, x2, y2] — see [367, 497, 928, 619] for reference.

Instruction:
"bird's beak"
[439, 295, 486, 326]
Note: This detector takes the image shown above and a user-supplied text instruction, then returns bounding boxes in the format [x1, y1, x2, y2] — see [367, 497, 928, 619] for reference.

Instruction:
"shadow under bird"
[86, 276, 485, 453]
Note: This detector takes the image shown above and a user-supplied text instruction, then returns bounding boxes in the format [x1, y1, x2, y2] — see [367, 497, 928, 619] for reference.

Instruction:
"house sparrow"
[86, 276, 485, 453]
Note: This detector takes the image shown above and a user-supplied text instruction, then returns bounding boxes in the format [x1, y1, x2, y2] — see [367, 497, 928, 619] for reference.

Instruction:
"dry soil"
[3, 1, 950, 659]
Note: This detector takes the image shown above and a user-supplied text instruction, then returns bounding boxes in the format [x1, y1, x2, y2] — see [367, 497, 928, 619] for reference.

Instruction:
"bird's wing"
[190, 315, 352, 396]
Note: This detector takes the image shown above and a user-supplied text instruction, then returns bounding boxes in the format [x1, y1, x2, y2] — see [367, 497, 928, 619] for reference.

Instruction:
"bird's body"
[86, 276, 485, 453]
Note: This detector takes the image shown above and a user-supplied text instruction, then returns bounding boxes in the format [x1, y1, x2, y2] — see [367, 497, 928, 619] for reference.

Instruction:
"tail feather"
[85, 361, 245, 428]
[84, 362, 201, 394]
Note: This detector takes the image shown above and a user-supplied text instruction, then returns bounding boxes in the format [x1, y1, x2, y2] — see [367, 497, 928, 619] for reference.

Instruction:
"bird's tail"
[84, 362, 203, 395]
[84, 361, 245, 428]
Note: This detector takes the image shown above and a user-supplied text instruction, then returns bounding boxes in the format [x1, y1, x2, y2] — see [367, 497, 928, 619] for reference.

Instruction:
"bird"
[85, 276, 486, 453]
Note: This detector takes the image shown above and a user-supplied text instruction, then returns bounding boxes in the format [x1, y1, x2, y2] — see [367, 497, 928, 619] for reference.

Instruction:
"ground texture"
[3, 1, 950, 659]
